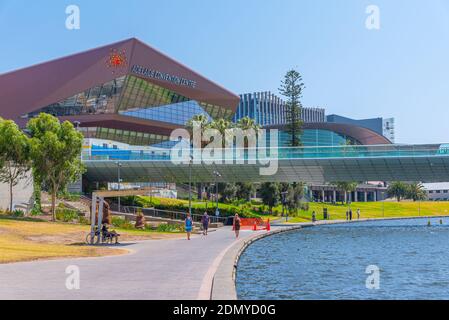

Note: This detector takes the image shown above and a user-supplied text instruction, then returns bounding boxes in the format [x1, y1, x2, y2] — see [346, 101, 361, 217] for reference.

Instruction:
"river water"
[236, 218, 449, 300]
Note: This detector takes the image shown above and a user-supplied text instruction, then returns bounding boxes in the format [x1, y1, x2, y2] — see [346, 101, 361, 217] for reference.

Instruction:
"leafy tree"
[279, 69, 305, 147]
[0, 119, 31, 212]
[406, 182, 427, 201]
[27, 113, 85, 221]
[387, 181, 408, 202]
[221, 183, 237, 203]
[334, 181, 358, 204]
[285, 182, 306, 215]
[260, 182, 280, 214]
[236, 182, 255, 202]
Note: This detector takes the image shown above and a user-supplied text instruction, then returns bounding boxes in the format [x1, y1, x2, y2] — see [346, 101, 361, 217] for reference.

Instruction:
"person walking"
[346, 210, 349, 221]
[201, 211, 210, 236]
[349, 209, 353, 221]
[233, 214, 241, 238]
[185, 213, 193, 240]
[312, 211, 317, 223]
[357, 208, 361, 220]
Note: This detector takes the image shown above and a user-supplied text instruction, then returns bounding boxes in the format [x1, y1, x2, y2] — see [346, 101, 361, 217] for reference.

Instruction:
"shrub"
[301, 202, 310, 212]
[12, 210, 25, 218]
[157, 223, 183, 233]
[30, 208, 42, 216]
[78, 215, 90, 225]
[111, 216, 134, 230]
[58, 191, 81, 202]
[55, 208, 79, 222]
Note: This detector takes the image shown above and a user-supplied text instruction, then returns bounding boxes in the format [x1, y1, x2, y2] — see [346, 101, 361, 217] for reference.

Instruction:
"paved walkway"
[0, 227, 262, 300]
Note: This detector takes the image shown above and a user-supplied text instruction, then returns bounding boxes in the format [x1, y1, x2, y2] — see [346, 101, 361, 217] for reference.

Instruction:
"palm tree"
[236, 117, 261, 155]
[209, 118, 234, 148]
[334, 181, 358, 204]
[407, 182, 427, 201]
[236, 117, 261, 131]
[186, 114, 210, 147]
[387, 181, 408, 202]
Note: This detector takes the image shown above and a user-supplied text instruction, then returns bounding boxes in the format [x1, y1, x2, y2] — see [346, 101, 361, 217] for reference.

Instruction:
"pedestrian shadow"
[70, 242, 138, 247]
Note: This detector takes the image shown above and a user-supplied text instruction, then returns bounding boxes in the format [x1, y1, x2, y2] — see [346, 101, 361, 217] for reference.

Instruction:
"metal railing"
[121, 206, 227, 224]
[82, 144, 449, 162]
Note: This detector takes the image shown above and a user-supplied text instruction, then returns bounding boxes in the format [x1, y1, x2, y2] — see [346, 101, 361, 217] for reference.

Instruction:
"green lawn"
[134, 196, 449, 224]
[286, 201, 449, 223]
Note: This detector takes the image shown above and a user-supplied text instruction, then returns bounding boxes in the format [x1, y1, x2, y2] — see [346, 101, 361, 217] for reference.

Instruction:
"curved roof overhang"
[266, 122, 392, 145]
[59, 114, 179, 137]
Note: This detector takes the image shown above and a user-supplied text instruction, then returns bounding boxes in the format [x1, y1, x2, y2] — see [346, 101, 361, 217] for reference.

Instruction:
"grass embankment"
[286, 201, 449, 223]
[134, 196, 280, 221]
[132, 196, 449, 224]
[0, 215, 184, 264]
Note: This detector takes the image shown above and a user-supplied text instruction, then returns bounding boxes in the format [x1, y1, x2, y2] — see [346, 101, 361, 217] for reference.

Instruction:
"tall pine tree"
[279, 70, 305, 147]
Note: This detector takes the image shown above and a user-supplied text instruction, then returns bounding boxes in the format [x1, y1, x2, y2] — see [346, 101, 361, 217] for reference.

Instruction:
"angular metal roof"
[0, 38, 240, 124]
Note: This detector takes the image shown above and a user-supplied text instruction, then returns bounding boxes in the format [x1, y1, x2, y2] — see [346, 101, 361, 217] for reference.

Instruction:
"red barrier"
[239, 218, 271, 231]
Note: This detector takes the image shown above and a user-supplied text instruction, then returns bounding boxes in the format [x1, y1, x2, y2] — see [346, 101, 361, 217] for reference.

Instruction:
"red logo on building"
[106, 49, 127, 74]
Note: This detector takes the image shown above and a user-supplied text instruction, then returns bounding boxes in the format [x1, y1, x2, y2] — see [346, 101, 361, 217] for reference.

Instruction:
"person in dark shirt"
[233, 214, 241, 238]
[201, 211, 210, 236]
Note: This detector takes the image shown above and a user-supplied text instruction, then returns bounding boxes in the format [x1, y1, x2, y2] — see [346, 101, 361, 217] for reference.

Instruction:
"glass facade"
[22, 75, 235, 145]
[279, 129, 361, 147]
[117, 76, 213, 125]
[22, 75, 229, 125]
[79, 127, 170, 146]
[24, 77, 127, 117]
[233, 92, 326, 126]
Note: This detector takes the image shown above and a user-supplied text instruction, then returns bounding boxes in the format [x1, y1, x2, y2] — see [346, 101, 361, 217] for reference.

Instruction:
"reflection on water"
[236, 218, 449, 300]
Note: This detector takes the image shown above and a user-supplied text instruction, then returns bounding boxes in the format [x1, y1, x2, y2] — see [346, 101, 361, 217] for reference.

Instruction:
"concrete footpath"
[1, 217, 431, 300]
[0, 227, 264, 300]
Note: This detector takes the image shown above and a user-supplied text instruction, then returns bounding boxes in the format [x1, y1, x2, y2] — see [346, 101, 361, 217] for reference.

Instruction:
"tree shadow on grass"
[69, 242, 137, 247]
[0, 215, 47, 223]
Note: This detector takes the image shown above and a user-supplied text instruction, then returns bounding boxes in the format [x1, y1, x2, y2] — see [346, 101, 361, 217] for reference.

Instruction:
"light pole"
[419, 199, 421, 216]
[213, 171, 222, 217]
[116, 162, 122, 212]
[281, 191, 288, 222]
[188, 155, 193, 215]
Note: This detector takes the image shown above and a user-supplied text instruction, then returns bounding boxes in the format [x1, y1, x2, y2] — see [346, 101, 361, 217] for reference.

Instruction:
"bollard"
[266, 219, 271, 232]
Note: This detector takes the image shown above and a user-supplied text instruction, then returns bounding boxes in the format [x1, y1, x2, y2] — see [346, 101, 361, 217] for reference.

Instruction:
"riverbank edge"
[210, 226, 301, 300]
[210, 215, 449, 300]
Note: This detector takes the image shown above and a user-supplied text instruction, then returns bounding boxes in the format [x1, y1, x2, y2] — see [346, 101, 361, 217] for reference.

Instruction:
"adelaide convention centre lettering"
[131, 64, 197, 88]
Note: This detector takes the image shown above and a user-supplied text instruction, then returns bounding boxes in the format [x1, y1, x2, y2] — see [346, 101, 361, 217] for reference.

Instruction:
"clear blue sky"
[0, 0, 448, 144]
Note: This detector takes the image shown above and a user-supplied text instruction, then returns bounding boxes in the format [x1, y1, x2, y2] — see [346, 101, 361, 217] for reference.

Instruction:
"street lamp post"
[116, 162, 122, 212]
[419, 200, 421, 216]
[213, 171, 221, 217]
[188, 155, 193, 215]
[281, 191, 288, 222]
